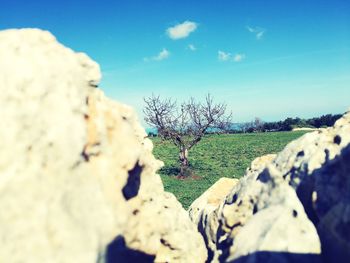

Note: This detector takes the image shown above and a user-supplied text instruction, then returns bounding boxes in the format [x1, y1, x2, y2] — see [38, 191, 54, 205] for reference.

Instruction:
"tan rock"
[0, 28, 207, 263]
[189, 177, 239, 224]
[188, 178, 239, 262]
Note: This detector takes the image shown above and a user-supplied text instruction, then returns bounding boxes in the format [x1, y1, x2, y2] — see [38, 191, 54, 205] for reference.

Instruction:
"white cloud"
[144, 48, 170, 62]
[233, 53, 246, 62]
[167, 21, 198, 40]
[188, 44, 196, 51]
[218, 50, 231, 61]
[218, 51, 246, 62]
[154, 48, 170, 60]
[246, 26, 265, 40]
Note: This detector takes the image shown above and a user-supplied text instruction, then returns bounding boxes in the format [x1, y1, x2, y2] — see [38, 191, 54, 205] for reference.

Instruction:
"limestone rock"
[189, 177, 239, 225]
[221, 153, 321, 262]
[272, 111, 350, 262]
[189, 178, 239, 262]
[190, 111, 350, 262]
[0, 28, 207, 263]
[189, 154, 279, 262]
[226, 168, 321, 262]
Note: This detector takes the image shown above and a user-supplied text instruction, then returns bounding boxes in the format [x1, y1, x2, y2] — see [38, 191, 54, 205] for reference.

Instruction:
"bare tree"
[144, 94, 232, 177]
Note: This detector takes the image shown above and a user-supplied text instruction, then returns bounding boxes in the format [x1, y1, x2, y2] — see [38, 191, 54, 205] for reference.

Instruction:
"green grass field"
[151, 131, 308, 209]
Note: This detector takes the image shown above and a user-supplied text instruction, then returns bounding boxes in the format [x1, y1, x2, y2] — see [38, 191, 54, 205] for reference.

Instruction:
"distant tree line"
[234, 114, 343, 133]
[147, 113, 343, 136]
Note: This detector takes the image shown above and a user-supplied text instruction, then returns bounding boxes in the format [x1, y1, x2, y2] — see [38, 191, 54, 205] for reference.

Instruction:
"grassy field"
[151, 131, 308, 209]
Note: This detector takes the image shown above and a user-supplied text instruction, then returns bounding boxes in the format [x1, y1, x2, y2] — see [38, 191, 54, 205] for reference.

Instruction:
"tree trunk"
[179, 147, 190, 176]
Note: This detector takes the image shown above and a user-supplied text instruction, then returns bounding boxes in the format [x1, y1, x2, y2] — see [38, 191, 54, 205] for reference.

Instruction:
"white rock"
[189, 177, 239, 262]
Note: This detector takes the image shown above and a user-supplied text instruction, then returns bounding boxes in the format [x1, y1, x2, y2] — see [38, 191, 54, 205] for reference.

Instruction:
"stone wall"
[0, 29, 207, 263]
[1, 28, 349, 263]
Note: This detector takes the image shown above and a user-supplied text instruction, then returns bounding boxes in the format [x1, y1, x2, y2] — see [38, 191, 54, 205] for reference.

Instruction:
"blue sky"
[1, 0, 350, 123]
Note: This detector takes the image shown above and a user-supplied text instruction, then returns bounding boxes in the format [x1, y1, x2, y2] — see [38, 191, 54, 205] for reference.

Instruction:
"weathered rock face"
[190, 113, 350, 263]
[189, 177, 240, 225]
[189, 178, 240, 262]
[274, 113, 350, 263]
[0, 29, 207, 263]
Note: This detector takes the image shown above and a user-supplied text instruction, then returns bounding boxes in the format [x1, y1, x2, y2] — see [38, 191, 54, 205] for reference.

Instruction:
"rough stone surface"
[189, 178, 239, 262]
[0, 29, 207, 263]
[190, 112, 350, 262]
[274, 112, 350, 263]
[189, 177, 239, 224]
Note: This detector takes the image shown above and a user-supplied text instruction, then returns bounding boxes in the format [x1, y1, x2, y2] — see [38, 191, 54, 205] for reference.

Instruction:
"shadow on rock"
[230, 251, 323, 263]
[106, 236, 155, 263]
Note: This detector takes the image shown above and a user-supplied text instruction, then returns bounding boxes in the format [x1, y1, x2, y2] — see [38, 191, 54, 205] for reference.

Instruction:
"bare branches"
[144, 94, 232, 176]
[144, 94, 182, 146]
[144, 94, 232, 149]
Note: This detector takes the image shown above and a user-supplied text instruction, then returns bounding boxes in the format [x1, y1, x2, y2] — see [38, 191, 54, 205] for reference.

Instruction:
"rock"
[85, 89, 208, 262]
[190, 112, 350, 262]
[189, 154, 279, 262]
[189, 178, 239, 262]
[189, 177, 239, 225]
[226, 169, 321, 263]
[2, 27, 349, 263]
[222, 154, 321, 262]
[273, 112, 350, 263]
[0, 28, 207, 263]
